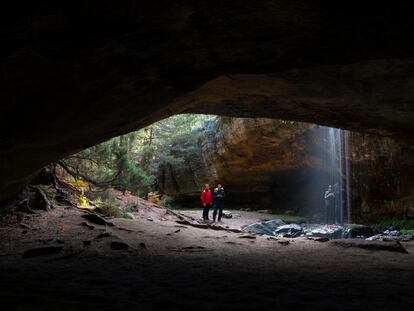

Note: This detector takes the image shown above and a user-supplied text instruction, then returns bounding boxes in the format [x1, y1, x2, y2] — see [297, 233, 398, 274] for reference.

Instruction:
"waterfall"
[320, 126, 351, 225]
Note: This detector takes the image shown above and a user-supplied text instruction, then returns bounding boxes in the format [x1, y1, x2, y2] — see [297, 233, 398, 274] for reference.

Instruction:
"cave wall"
[349, 134, 414, 222]
[1, 1, 414, 202]
[158, 117, 414, 221]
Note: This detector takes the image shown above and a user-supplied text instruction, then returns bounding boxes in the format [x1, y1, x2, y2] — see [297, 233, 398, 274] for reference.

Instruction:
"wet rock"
[305, 225, 343, 239]
[110, 241, 129, 250]
[366, 231, 414, 242]
[274, 224, 303, 238]
[344, 225, 374, 239]
[242, 219, 286, 235]
[383, 229, 400, 236]
[22, 246, 63, 258]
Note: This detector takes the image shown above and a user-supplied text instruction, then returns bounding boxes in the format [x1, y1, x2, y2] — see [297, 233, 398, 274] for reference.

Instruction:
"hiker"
[213, 184, 225, 223]
[201, 184, 213, 222]
[324, 185, 335, 224]
[333, 183, 341, 224]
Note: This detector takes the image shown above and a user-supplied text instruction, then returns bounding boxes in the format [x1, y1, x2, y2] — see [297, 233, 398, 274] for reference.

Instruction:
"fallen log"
[175, 219, 242, 233]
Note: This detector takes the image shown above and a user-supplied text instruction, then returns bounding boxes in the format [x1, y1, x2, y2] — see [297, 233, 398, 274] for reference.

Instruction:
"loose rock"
[242, 219, 286, 235]
[274, 224, 303, 238]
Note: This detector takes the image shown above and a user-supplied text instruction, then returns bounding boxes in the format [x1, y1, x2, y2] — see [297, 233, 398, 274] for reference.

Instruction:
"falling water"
[320, 126, 351, 225]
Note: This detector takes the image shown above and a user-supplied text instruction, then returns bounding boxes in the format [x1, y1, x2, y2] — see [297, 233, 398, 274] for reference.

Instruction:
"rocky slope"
[1, 1, 414, 202]
[158, 117, 414, 222]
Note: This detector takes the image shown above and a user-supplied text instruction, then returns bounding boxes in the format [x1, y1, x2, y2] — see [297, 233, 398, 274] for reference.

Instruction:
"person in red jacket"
[201, 184, 213, 222]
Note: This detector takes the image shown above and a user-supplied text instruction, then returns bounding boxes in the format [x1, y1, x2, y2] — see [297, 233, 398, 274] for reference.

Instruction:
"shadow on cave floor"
[1, 206, 414, 311]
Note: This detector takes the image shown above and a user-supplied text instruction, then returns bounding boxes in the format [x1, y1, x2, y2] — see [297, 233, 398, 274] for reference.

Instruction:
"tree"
[60, 114, 215, 196]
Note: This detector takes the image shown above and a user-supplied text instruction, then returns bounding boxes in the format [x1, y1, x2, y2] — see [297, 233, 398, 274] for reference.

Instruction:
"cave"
[1, 1, 414, 310]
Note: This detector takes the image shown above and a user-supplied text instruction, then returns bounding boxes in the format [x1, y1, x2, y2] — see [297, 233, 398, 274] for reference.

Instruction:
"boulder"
[344, 225, 374, 239]
[305, 225, 344, 240]
[274, 224, 303, 238]
[242, 219, 286, 236]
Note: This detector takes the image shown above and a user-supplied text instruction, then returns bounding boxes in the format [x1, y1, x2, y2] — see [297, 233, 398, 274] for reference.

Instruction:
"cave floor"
[0, 206, 413, 311]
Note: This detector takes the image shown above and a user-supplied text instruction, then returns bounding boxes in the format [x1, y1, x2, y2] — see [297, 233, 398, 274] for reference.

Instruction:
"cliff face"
[158, 117, 414, 221]
[158, 118, 322, 212]
[349, 135, 414, 221]
[1, 1, 414, 202]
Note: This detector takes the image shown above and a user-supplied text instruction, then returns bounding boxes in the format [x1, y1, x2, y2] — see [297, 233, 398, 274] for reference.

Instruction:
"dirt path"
[1, 205, 413, 310]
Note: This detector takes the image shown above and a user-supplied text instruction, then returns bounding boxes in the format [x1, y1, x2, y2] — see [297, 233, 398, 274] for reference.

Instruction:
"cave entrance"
[48, 114, 413, 240]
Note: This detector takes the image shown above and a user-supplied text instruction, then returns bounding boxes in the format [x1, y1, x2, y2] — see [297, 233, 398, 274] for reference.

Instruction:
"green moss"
[373, 217, 414, 230]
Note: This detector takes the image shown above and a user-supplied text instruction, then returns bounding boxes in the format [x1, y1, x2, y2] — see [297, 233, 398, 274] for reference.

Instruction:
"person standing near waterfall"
[201, 184, 213, 222]
[324, 185, 335, 224]
[213, 184, 225, 223]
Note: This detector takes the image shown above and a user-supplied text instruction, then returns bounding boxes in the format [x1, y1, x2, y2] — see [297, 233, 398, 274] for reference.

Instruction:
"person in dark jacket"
[213, 184, 225, 222]
[201, 184, 213, 222]
[324, 185, 335, 224]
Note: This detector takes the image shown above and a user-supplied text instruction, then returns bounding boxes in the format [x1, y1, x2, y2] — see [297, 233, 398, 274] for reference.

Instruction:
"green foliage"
[63, 114, 214, 197]
[373, 217, 414, 230]
[92, 197, 104, 207]
[125, 199, 139, 212]
[159, 195, 174, 207]
[101, 204, 124, 218]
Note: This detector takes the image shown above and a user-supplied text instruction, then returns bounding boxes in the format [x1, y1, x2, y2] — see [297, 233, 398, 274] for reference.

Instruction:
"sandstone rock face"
[1, 1, 414, 201]
[158, 117, 414, 221]
[348, 134, 414, 222]
[158, 117, 325, 213]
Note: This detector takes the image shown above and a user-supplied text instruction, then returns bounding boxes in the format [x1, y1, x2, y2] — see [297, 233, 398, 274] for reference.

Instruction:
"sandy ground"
[173, 209, 287, 229]
[1, 205, 414, 311]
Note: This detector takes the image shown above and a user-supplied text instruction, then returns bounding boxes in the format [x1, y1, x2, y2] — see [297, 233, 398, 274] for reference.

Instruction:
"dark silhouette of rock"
[1, 1, 414, 202]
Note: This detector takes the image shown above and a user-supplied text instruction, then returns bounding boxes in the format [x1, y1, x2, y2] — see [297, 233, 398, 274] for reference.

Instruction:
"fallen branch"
[175, 219, 242, 233]
[55, 160, 122, 188]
